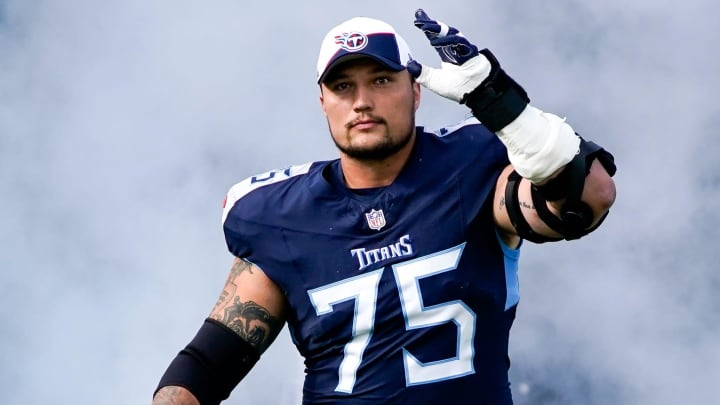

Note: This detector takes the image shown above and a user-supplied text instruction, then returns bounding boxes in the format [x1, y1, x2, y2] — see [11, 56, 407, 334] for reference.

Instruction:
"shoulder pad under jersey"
[221, 162, 313, 225]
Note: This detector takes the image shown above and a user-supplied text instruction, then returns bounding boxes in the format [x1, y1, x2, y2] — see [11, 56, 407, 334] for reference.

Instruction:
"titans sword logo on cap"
[334, 32, 368, 51]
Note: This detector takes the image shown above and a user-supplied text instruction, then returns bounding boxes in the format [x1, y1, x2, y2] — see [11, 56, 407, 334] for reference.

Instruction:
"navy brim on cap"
[316, 17, 413, 84]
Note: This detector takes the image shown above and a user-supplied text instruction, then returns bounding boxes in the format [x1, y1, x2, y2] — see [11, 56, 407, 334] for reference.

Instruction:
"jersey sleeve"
[432, 117, 510, 222]
[221, 163, 314, 259]
[221, 185, 253, 259]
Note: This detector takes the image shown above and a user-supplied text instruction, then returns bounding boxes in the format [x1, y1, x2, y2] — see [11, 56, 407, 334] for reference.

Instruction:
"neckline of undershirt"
[324, 160, 386, 200]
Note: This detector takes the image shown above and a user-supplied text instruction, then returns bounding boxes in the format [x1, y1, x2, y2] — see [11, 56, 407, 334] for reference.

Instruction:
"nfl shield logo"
[365, 209, 386, 231]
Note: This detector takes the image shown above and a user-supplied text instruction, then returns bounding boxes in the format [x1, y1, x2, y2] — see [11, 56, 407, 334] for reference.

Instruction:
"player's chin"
[344, 128, 385, 147]
[342, 137, 410, 161]
[343, 146, 397, 161]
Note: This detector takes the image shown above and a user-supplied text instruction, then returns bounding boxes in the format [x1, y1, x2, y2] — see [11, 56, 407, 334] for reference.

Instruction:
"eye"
[375, 76, 391, 85]
[332, 81, 351, 92]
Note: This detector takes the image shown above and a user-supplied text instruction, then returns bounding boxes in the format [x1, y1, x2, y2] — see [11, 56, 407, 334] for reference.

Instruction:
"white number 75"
[307, 244, 475, 393]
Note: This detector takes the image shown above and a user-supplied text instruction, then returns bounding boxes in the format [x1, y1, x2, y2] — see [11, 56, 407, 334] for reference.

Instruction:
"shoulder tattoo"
[218, 297, 282, 350]
[230, 259, 254, 277]
[210, 259, 283, 352]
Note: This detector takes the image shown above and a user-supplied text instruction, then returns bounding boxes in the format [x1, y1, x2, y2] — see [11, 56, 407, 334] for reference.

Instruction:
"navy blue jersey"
[222, 118, 521, 404]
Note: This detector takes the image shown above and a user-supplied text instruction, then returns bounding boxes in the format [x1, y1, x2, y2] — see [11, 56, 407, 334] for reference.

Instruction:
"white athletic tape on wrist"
[497, 105, 581, 184]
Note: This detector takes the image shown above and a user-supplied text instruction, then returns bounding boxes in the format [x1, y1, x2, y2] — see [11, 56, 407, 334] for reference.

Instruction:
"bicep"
[209, 257, 287, 354]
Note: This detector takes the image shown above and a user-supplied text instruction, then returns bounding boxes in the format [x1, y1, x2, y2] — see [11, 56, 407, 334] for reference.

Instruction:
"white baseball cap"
[316, 17, 413, 84]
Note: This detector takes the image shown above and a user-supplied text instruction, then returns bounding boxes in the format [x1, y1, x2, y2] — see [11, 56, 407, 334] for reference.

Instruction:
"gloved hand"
[407, 9, 492, 103]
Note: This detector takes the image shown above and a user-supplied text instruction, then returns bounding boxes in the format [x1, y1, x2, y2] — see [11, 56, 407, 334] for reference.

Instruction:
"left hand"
[407, 9, 493, 103]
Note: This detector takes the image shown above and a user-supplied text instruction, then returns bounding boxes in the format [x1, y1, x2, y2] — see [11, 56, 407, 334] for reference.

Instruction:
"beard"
[331, 126, 414, 161]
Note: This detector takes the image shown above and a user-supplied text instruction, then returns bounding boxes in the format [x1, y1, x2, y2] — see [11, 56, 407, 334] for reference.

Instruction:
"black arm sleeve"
[154, 318, 260, 405]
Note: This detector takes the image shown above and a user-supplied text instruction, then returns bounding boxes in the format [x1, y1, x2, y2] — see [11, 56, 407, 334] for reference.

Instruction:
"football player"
[153, 9, 616, 405]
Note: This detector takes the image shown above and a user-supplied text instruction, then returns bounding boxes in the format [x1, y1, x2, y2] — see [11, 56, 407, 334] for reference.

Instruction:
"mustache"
[345, 114, 386, 129]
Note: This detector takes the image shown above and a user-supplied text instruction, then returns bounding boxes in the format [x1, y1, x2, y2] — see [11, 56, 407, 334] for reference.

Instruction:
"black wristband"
[462, 49, 530, 132]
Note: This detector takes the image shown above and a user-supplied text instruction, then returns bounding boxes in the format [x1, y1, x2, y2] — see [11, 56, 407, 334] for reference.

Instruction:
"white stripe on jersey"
[432, 115, 482, 138]
[221, 162, 313, 225]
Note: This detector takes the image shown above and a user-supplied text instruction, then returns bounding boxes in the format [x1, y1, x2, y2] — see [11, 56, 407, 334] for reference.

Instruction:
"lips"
[352, 121, 380, 130]
[347, 117, 384, 129]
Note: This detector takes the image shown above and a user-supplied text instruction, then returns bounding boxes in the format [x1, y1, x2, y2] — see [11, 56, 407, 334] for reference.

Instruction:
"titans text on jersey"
[222, 117, 521, 404]
[351, 234, 413, 270]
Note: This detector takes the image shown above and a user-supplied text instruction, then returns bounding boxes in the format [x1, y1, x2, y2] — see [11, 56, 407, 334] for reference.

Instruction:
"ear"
[319, 88, 327, 115]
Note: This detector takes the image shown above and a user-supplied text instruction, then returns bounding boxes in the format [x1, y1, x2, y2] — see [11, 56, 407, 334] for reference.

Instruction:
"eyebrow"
[323, 64, 397, 85]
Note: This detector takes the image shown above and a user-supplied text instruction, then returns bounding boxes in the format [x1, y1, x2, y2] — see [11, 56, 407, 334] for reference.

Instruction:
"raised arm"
[407, 9, 616, 246]
[153, 258, 287, 405]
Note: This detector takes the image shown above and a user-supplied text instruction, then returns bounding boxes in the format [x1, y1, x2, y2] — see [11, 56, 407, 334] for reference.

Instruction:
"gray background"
[1, 0, 718, 404]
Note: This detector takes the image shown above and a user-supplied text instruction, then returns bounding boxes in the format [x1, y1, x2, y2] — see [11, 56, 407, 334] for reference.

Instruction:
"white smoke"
[1, 0, 717, 404]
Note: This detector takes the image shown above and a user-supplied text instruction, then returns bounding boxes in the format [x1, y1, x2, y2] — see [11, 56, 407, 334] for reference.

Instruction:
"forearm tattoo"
[519, 200, 534, 210]
[499, 196, 534, 210]
[210, 259, 282, 352]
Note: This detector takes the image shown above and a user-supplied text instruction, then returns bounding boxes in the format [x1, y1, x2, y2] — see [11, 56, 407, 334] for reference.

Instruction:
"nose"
[353, 84, 374, 112]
